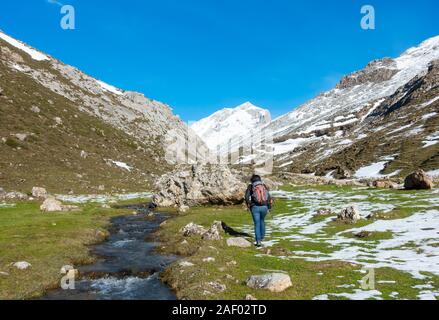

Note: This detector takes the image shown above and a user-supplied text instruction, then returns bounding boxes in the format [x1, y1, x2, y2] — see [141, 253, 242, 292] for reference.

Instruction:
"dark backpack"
[251, 181, 270, 206]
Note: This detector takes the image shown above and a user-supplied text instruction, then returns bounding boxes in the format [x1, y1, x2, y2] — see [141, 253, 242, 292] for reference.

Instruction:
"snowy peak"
[191, 102, 271, 150]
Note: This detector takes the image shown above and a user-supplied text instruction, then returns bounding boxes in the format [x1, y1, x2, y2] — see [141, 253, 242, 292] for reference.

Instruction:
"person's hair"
[251, 175, 262, 183]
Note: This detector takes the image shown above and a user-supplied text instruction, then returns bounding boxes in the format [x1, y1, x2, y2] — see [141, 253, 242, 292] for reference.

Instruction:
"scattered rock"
[202, 221, 224, 241]
[370, 180, 399, 189]
[404, 170, 434, 190]
[202, 257, 215, 263]
[178, 205, 190, 214]
[32, 187, 48, 199]
[80, 150, 88, 159]
[98, 185, 105, 191]
[315, 208, 334, 216]
[333, 167, 353, 180]
[95, 229, 110, 239]
[245, 294, 258, 300]
[227, 237, 252, 248]
[13, 261, 32, 270]
[153, 164, 246, 207]
[246, 273, 293, 293]
[0, 271, 9, 276]
[226, 260, 237, 267]
[31, 106, 40, 113]
[40, 198, 79, 213]
[181, 223, 207, 237]
[101, 204, 111, 209]
[54, 117, 63, 125]
[14, 133, 28, 142]
[337, 206, 362, 223]
[5, 192, 28, 201]
[355, 231, 373, 238]
[207, 281, 226, 293]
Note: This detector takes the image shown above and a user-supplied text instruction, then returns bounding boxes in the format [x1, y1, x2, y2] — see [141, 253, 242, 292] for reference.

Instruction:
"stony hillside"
[0, 31, 204, 193]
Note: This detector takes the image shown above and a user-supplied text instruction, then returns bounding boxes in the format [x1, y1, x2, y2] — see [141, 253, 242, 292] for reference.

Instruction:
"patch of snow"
[96, 80, 123, 95]
[108, 160, 133, 171]
[55, 192, 152, 204]
[0, 203, 16, 208]
[0, 31, 49, 61]
[313, 290, 383, 300]
[422, 112, 437, 120]
[11, 63, 25, 72]
[426, 169, 439, 177]
[418, 96, 439, 109]
[354, 162, 387, 178]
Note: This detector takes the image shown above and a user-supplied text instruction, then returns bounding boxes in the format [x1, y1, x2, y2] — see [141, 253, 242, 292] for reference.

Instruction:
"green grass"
[157, 185, 439, 300]
[0, 201, 132, 300]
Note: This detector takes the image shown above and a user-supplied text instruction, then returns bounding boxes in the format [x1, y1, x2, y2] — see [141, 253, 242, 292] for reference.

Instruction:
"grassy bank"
[0, 200, 135, 299]
[157, 186, 439, 300]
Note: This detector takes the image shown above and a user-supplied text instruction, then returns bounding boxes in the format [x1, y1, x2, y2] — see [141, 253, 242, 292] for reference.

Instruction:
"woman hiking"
[245, 175, 273, 247]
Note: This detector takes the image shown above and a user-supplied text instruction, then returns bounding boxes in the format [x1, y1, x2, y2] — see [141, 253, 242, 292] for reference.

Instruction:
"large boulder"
[32, 187, 48, 199]
[337, 206, 361, 224]
[404, 170, 434, 190]
[246, 273, 292, 293]
[40, 198, 79, 213]
[40, 198, 63, 212]
[153, 165, 246, 207]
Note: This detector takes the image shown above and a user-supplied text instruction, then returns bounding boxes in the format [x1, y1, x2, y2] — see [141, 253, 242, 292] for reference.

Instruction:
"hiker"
[245, 175, 273, 247]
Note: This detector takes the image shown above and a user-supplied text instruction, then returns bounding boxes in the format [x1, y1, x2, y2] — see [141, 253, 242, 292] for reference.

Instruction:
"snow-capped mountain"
[191, 102, 271, 151]
[226, 36, 439, 178]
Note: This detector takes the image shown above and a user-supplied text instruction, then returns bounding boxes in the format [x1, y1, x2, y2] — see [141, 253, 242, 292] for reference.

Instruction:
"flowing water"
[43, 204, 177, 300]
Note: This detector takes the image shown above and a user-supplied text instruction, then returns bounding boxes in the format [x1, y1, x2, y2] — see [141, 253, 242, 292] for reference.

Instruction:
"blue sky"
[0, 0, 438, 121]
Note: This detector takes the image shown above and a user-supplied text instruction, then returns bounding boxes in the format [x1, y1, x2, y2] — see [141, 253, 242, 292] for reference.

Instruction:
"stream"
[43, 204, 177, 300]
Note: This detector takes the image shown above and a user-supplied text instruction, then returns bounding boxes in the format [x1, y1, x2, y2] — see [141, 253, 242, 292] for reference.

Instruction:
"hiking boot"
[255, 242, 262, 248]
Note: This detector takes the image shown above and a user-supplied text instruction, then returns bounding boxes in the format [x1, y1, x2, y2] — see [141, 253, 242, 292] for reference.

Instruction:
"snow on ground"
[55, 192, 152, 204]
[422, 112, 437, 120]
[107, 160, 133, 171]
[354, 162, 387, 178]
[418, 96, 439, 109]
[96, 80, 123, 95]
[427, 169, 439, 177]
[273, 137, 318, 156]
[241, 187, 439, 285]
[423, 132, 439, 148]
[313, 290, 383, 301]
[0, 31, 49, 61]
[0, 203, 16, 208]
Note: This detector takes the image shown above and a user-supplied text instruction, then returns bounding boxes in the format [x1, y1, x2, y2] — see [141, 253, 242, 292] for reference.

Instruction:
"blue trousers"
[251, 206, 269, 243]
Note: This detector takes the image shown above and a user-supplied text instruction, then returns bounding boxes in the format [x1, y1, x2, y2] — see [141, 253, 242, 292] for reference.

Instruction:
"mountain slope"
[226, 36, 439, 178]
[0, 31, 204, 193]
[191, 102, 271, 151]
